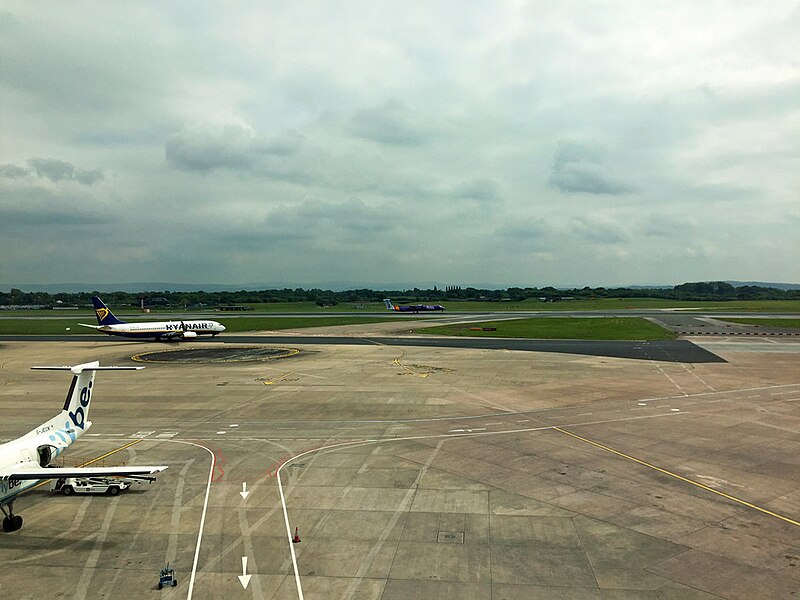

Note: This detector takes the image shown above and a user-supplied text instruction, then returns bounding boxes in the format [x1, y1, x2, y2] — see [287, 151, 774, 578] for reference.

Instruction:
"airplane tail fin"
[30, 363, 143, 435]
[383, 299, 395, 311]
[92, 296, 125, 325]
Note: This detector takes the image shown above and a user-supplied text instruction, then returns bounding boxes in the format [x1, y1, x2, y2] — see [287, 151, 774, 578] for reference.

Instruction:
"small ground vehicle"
[158, 564, 177, 589]
[50, 476, 132, 496]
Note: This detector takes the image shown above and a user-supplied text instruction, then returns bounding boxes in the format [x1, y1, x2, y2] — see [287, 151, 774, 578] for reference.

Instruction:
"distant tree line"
[1, 281, 798, 308]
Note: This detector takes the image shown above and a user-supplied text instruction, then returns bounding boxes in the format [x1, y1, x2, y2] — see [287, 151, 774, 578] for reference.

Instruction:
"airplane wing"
[4, 465, 168, 481]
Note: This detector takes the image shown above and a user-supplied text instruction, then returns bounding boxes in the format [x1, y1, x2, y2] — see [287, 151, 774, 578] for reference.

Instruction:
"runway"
[0, 338, 797, 599]
[0, 335, 725, 363]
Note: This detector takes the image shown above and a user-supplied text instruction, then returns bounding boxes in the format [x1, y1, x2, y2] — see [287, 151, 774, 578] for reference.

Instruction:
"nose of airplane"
[220, 324, 226, 331]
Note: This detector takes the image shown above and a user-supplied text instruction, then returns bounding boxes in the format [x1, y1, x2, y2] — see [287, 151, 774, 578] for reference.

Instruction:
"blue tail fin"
[92, 297, 125, 325]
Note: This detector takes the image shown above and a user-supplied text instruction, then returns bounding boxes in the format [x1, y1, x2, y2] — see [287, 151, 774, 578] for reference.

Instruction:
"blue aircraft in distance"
[384, 299, 445, 313]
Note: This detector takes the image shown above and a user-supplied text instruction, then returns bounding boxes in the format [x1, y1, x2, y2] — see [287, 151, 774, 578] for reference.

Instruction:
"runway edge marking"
[553, 427, 800, 528]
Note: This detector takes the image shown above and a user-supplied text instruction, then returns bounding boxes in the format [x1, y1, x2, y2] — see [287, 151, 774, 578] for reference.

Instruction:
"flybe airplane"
[384, 298, 445, 313]
[80, 296, 226, 341]
[0, 362, 167, 532]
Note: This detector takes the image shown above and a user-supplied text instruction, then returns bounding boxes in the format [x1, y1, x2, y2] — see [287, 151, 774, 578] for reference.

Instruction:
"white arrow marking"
[240, 482, 250, 500]
[237, 556, 252, 589]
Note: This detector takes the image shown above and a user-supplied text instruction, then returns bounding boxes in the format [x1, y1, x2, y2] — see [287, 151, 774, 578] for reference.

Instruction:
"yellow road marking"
[76, 439, 142, 467]
[24, 439, 143, 492]
[553, 426, 800, 528]
[263, 372, 295, 385]
[393, 355, 429, 378]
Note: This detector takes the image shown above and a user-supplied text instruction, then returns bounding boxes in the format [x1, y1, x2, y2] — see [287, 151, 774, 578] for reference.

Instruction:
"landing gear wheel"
[2, 515, 22, 532]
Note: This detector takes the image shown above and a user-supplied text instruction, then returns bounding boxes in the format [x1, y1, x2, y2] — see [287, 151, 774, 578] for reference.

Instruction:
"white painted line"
[229, 424, 239, 428]
[274, 409, 691, 600]
[670, 408, 681, 412]
[131, 430, 155, 439]
[216, 431, 227, 435]
[638, 403, 647, 406]
[80, 437, 214, 600]
[156, 432, 179, 439]
[183, 441, 215, 600]
[516, 419, 530, 423]
[277, 466, 306, 599]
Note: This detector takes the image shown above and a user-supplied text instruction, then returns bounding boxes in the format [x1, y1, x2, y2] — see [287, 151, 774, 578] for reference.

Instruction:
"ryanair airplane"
[79, 297, 226, 341]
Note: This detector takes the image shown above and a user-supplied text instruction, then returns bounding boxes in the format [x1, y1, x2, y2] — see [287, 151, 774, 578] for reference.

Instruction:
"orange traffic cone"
[292, 527, 301, 543]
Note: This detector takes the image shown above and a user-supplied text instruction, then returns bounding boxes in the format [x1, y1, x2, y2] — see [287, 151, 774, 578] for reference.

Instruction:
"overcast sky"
[1, 2, 798, 289]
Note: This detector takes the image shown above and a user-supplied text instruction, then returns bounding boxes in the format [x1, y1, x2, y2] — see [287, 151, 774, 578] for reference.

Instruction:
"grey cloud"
[0, 184, 112, 226]
[549, 143, 633, 195]
[2, 206, 110, 226]
[449, 178, 500, 202]
[569, 217, 630, 244]
[349, 101, 433, 146]
[277, 198, 397, 237]
[74, 169, 104, 185]
[2, 3, 798, 286]
[166, 120, 256, 172]
[0, 158, 104, 185]
[28, 158, 75, 182]
[0, 164, 29, 178]
[255, 131, 305, 157]
[643, 214, 697, 238]
[166, 121, 307, 174]
[497, 218, 551, 240]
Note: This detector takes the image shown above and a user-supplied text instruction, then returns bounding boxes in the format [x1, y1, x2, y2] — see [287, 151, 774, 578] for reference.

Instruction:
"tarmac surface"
[0, 337, 798, 599]
[0, 335, 725, 363]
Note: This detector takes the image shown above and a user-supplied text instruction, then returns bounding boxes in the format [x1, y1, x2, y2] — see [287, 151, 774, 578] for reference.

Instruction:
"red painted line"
[210, 446, 226, 482]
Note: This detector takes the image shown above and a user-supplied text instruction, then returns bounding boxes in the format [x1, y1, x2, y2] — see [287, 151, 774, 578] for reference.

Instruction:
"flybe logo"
[96, 307, 109, 321]
[68, 381, 92, 430]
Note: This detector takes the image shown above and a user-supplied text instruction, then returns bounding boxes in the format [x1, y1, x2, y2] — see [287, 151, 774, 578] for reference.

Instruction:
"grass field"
[0, 316, 400, 335]
[415, 317, 676, 340]
[4, 297, 799, 316]
[717, 318, 800, 328]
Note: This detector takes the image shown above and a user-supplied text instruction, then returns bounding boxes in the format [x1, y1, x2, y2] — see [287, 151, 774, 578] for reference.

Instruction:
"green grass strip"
[415, 317, 676, 341]
[0, 316, 399, 335]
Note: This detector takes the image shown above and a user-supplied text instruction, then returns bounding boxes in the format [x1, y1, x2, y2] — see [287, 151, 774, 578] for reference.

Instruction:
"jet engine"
[181, 331, 197, 339]
[37, 445, 58, 467]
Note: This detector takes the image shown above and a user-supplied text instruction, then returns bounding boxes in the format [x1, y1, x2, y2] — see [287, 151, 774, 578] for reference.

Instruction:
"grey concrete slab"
[388, 540, 491, 582]
[0, 339, 796, 600]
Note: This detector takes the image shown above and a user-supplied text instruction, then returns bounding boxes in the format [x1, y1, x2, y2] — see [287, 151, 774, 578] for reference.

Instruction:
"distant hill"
[725, 281, 800, 291]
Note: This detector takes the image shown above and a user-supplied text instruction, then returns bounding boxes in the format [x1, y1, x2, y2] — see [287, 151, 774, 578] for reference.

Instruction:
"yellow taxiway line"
[24, 439, 143, 493]
[553, 426, 799, 528]
[263, 372, 295, 385]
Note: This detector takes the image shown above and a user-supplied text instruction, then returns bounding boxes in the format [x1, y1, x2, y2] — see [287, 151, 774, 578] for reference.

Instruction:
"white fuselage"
[98, 320, 225, 339]
[0, 417, 82, 505]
